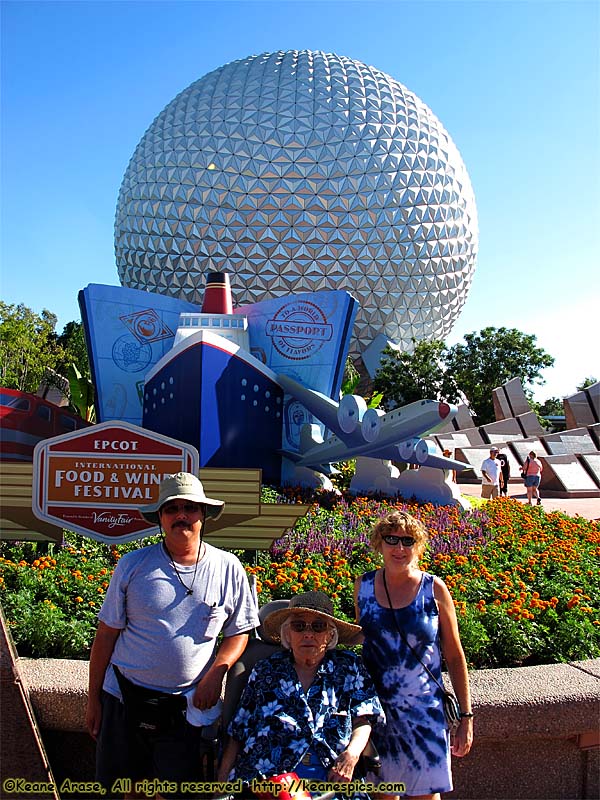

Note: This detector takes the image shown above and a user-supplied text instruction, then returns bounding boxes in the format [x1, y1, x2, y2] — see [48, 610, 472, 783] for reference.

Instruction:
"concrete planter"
[15, 657, 600, 800]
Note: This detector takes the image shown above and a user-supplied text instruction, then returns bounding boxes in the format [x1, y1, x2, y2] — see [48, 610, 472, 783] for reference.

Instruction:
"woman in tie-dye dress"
[355, 511, 473, 800]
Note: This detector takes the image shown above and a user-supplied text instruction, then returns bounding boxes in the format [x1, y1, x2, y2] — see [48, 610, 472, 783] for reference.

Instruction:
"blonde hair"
[369, 511, 428, 559]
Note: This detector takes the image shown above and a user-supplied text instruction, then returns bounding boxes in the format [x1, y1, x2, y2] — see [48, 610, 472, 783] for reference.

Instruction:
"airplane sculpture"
[277, 374, 467, 475]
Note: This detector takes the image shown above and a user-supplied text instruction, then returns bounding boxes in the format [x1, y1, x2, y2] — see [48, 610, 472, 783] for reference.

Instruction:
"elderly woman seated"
[217, 591, 384, 787]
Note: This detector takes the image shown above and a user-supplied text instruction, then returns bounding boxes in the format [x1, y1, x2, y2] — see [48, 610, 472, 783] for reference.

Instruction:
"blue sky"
[1, 0, 598, 401]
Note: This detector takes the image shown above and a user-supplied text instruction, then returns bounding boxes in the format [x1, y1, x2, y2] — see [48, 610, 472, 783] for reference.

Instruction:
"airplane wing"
[350, 445, 467, 471]
[366, 440, 468, 471]
[278, 373, 340, 430]
[418, 453, 468, 471]
[278, 373, 369, 447]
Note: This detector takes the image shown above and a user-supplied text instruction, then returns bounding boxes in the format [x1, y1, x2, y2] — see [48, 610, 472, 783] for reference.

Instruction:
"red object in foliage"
[253, 772, 312, 800]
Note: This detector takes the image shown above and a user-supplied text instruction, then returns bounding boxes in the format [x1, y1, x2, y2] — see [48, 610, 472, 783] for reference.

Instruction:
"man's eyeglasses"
[289, 619, 330, 633]
[161, 502, 203, 515]
[382, 535, 416, 548]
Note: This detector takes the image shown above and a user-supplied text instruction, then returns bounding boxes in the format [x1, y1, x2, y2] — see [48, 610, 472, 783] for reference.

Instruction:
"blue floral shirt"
[227, 649, 385, 781]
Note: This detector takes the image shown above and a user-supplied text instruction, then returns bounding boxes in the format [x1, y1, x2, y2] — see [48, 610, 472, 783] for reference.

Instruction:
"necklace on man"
[163, 541, 203, 596]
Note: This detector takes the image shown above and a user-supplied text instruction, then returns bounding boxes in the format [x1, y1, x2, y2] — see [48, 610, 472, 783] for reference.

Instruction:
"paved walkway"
[458, 481, 600, 520]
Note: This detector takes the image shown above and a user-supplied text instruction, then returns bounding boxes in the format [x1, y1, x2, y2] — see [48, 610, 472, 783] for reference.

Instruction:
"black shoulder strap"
[381, 570, 445, 695]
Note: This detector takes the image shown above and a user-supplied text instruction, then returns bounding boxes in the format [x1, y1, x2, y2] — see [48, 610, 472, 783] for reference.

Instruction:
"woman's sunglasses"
[382, 535, 416, 547]
[289, 619, 329, 633]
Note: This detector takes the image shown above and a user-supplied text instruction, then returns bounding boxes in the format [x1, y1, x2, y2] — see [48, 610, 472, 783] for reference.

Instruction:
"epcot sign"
[32, 422, 198, 543]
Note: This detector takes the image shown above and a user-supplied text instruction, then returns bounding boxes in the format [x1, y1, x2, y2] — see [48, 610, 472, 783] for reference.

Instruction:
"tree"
[0, 303, 93, 404]
[445, 327, 555, 424]
[0, 302, 60, 392]
[374, 339, 460, 410]
[56, 321, 90, 379]
[533, 396, 564, 431]
[537, 397, 564, 418]
[576, 376, 597, 391]
[341, 356, 361, 396]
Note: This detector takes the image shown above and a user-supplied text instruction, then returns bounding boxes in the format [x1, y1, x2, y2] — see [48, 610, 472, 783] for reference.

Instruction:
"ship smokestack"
[201, 272, 233, 315]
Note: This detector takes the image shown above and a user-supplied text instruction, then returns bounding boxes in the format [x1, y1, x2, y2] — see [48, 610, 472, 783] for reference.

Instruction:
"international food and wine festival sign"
[33, 421, 199, 543]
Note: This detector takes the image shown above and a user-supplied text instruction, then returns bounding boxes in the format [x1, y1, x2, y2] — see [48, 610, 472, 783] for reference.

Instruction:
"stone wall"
[12, 657, 600, 800]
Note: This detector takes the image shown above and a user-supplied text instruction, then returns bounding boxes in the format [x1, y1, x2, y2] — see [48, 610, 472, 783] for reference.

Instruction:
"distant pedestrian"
[480, 447, 503, 499]
[443, 449, 457, 482]
[497, 452, 510, 497]
[521, 451, 543, 505]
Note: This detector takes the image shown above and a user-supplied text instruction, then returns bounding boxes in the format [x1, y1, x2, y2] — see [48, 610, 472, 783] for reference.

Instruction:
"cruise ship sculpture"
[142, 274, 284, 484]
[80, 272, 466, 499]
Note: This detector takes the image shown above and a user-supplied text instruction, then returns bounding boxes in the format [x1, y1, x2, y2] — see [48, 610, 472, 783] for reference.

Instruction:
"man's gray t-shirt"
[98, 541, 259, 699]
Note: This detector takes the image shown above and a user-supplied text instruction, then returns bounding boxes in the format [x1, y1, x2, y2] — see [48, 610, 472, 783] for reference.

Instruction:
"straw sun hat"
[141, 472, 224, 523]
[262, 590, 362, 645]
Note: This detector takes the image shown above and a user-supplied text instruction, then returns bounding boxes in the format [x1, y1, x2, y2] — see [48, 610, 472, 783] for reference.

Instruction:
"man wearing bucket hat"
[217, 590, 384, 793]
[86, 472, 259, 795]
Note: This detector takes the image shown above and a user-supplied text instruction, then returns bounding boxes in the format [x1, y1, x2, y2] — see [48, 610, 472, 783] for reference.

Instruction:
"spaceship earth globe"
[115, 50, 478, 357]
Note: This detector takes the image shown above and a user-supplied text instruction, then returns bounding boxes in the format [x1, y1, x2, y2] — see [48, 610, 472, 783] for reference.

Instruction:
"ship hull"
[143, 331, 283, 485]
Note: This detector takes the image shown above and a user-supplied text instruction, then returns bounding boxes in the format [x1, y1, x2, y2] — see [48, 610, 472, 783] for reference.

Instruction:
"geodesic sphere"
[115, 50, 478, 355]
